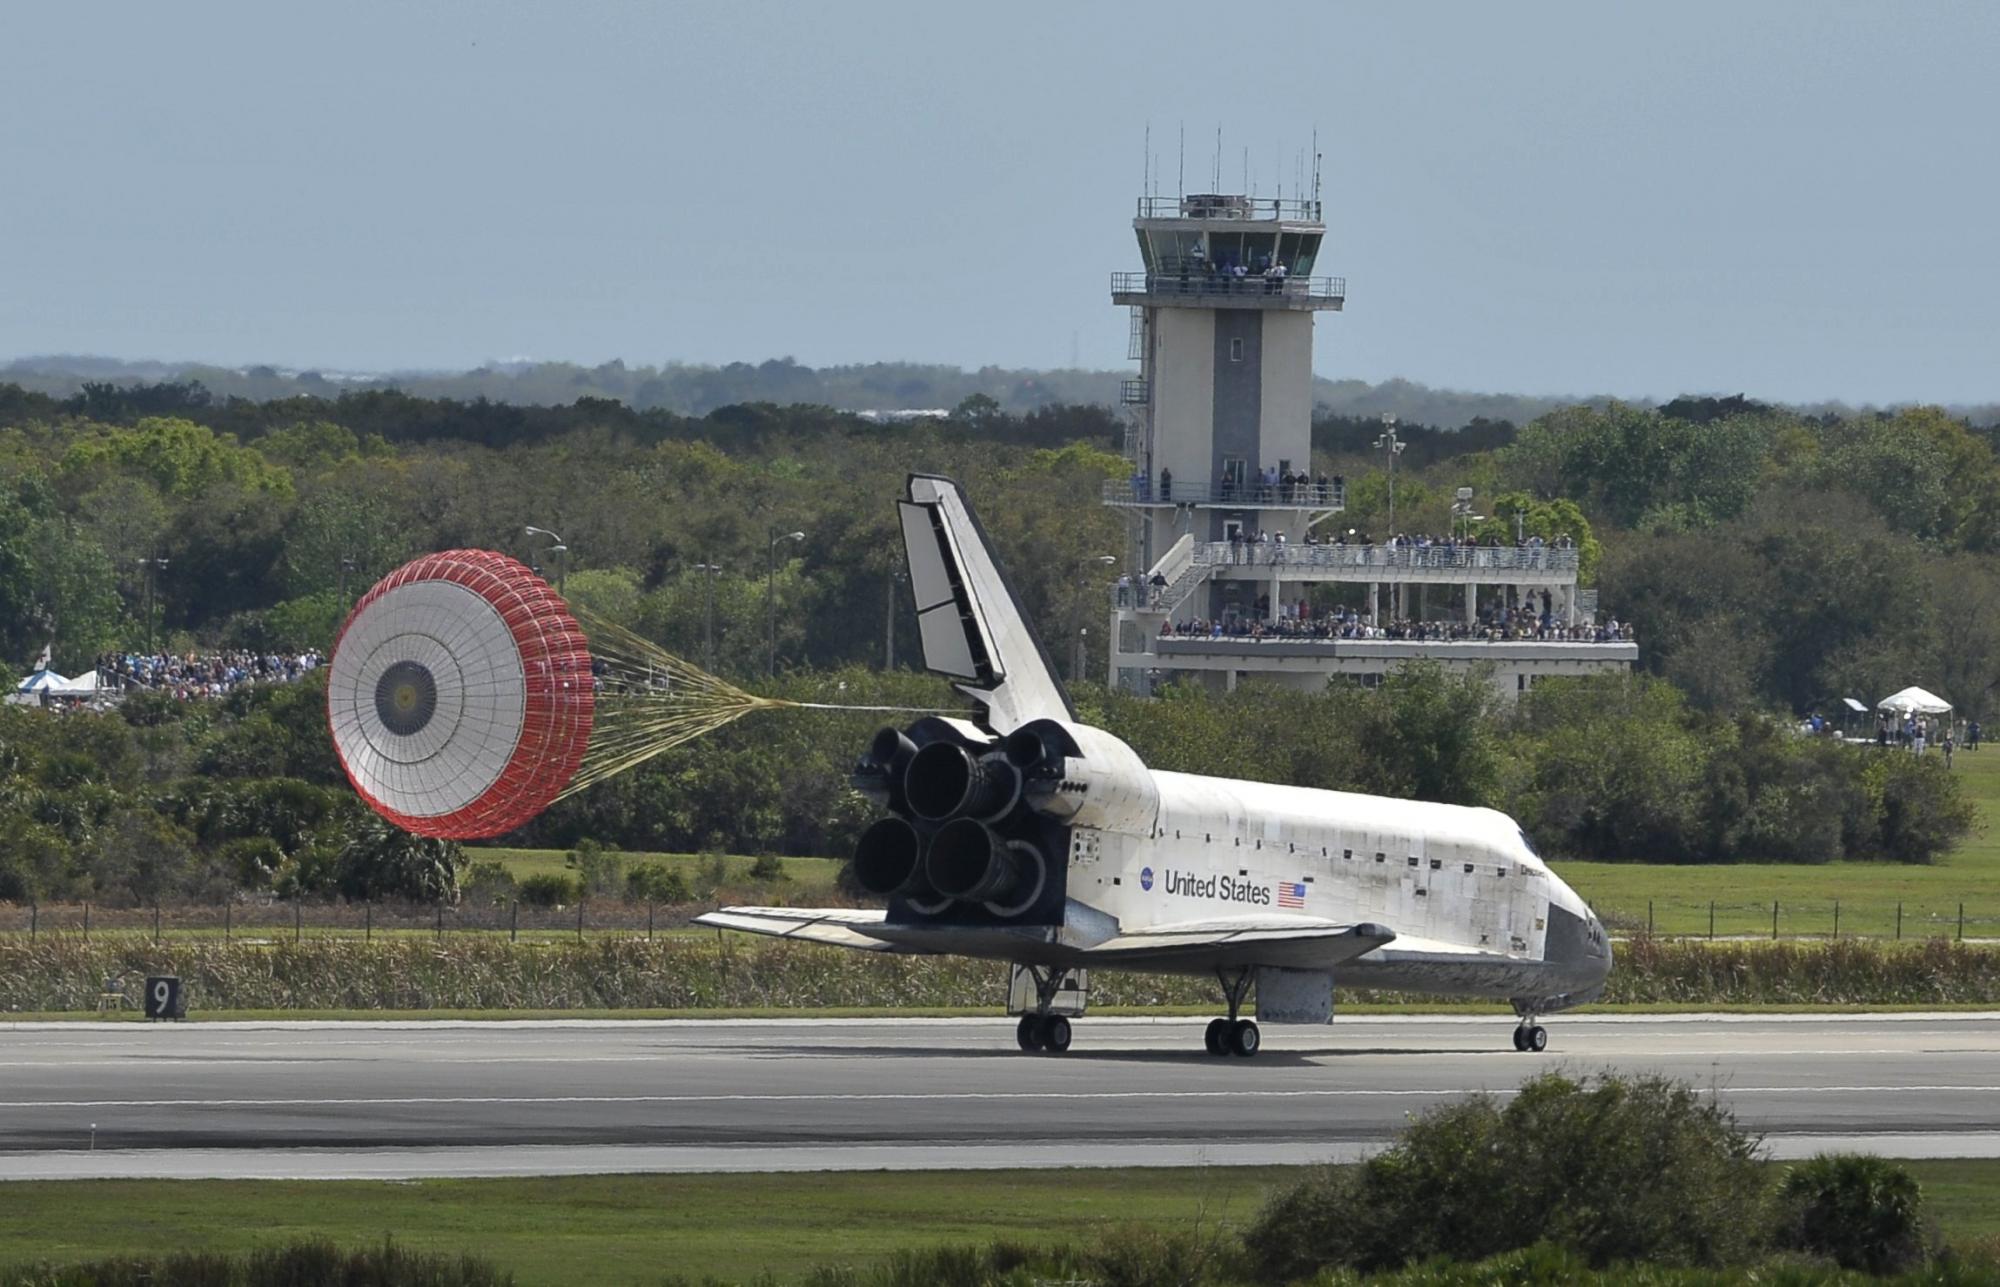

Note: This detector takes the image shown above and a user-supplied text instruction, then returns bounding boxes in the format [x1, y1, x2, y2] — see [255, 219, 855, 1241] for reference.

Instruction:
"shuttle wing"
[1080, 916, 1396, 971]
[694, 906, 932, 954]
[899, 474, 1074, 733]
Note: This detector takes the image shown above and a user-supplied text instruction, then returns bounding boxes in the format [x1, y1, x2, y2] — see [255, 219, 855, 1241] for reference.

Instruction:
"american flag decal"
[1277, 881, 1307, 909]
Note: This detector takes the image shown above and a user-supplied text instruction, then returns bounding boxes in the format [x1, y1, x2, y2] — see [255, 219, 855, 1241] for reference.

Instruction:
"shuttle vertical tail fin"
[899, 474, 1074, 733]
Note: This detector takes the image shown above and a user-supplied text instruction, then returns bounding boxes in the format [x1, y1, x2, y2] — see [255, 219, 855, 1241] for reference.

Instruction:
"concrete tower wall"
[1259, 312, 1313, 472]
[1150, 308, 1215, 490]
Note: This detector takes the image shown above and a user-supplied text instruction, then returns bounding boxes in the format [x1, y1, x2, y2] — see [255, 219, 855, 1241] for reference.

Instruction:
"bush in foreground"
[1774, 1153, 1929, 1274]
[1244, 1072, 1768, 1280]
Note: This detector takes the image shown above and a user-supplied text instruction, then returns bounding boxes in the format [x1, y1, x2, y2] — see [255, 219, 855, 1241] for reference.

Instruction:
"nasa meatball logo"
[1140, 866, 1154, 891]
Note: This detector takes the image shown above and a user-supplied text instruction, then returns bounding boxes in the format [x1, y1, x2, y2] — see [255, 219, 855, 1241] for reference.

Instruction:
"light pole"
[1373, 414, 1406, 536]
[136, 556, 169, 654]
[693, 560, 724, 670]
[767, 529, 805, 676]
[1071, 554, 1117, 682]
[885, 567, 907, 671]
[524, 526, 568, 596]
[337, 556, 357, 610]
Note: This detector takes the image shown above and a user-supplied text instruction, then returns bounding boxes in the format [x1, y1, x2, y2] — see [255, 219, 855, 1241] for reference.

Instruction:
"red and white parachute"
[326, 550, 593, 839]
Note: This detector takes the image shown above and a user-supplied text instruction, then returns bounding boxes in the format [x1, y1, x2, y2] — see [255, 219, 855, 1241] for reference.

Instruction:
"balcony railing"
[1119, 378, 1149, 405]
[1112, 271, 1345, 304]
[1137, 195, 1323, 223]
[1193, 542, 1581, 573]
[1103, 480, 1346, 509]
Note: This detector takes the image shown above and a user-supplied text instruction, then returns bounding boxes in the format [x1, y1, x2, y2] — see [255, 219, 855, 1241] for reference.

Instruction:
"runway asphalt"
[1, 1013, 1996, 1179]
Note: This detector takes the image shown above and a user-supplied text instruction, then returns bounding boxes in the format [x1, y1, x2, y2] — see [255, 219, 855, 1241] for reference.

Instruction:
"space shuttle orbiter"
[698, 475, 1611, 1057]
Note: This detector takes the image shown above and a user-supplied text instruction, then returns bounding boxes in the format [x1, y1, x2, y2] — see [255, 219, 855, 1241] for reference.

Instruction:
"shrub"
[1774, 1152, 1928, 1274]
[566, 838, 624, 896]
[748, 853, 787, 882]
[460, 861, 517, 907]
[515, 872, 576, 907]
[626, 862, 691, 903]
[1243, 1072, 1768, 1279]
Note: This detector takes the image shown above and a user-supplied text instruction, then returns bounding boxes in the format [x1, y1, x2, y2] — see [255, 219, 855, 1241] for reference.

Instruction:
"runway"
[2, 1014, 1996, 1179]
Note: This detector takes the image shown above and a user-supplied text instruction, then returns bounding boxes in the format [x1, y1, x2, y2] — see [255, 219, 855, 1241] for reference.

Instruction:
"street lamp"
[524, 526, 568, 596]
[135, 556, 169, 654]
[337, 556, 358, 610]
[767, 529, 805, 676]
[1072, 554, 1118, 682]
[693, 560, 725, 670]
[1373, 414, 1407, 536]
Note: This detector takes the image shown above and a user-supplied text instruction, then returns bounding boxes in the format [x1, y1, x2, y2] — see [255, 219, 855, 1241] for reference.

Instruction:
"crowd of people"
[92, 648, 325, 700]
[1158, 605, 1632, 645]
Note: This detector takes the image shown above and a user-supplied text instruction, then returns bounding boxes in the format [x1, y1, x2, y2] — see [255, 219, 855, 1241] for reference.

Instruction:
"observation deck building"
[1102, 191, 1635, 700]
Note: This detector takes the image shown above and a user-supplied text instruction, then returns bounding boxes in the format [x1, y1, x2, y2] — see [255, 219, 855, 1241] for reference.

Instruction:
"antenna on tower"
[1143, 122, 1150, 201]
[1177, 122, 1184, 199]
[1213, 125, 1222, 190]
[1312, 127, 1322, 209]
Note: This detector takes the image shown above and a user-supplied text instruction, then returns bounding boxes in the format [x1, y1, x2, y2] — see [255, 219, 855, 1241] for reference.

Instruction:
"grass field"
[1557, 748, 2000, 937]
[468, 846, 841, 893]
[0, 1162, 1992, 1284]
[468, 846, 842, 891]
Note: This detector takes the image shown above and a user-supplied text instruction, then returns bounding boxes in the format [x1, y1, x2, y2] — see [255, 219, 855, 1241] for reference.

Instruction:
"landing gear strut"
[1013, 964, 1077, 1055]
[1202, 967, 1260, 1058]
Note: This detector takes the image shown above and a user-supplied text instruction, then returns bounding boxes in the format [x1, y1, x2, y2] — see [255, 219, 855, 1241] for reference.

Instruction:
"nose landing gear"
[1017, 1012, 1072, 1053]
[1511, 1023, 1548, 1052]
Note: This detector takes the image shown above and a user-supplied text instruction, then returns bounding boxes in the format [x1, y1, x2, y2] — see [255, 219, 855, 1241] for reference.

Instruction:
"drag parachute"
[326, 550, 593, 839]
[330, 550, 944, 840]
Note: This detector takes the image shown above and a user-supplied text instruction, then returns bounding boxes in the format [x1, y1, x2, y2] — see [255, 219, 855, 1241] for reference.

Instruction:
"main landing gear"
[1201, 967, 1260, 1058]
[1017, 1013, 1072, 1053]
[1013, 964, 1077, 1055]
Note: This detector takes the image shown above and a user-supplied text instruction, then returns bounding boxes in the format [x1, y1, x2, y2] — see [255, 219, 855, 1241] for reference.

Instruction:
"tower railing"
[1137, 195, 1323, 222]
[1111, 271, 1346, 304]
[1192, 542, 1582, 574]
[1102, 480, 1346, 509]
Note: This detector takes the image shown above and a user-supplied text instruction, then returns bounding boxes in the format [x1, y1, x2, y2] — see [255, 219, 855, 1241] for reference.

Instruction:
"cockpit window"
[1517, 829, 1543, 859]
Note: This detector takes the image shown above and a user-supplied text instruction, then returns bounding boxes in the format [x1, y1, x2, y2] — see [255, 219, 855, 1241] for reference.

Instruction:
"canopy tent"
[13, 668, 66, 694]
[46, 669, 101, 695]
[1878, 686, 1953, 715]
[1841, 697, 1870, 714]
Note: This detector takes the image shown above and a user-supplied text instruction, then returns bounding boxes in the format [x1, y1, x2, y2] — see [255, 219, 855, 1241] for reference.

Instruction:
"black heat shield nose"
[904, 742, 1020, 823]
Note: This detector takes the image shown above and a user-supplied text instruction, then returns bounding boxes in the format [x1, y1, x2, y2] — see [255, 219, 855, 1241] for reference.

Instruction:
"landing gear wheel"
[1511, 1026, 1528, 1052]
[1204, 1018, 1230, 1056]
[1042, 1014, 1073, 1054]
[1016, 1015, 1044, 1052]
[1526, 1025, 1548, 1053]
[1229, 1019, 1261, 1058]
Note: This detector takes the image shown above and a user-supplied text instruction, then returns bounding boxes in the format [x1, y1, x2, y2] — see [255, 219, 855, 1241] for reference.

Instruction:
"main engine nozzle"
[905, 742, 1021, 823]
[925, 818, 1046, 914]
[853, 727, 919, 808]
[851, 816, 934, 898]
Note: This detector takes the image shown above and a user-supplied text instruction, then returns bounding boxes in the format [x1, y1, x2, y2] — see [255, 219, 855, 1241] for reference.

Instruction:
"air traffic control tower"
[1103, 192, 1637, 697]
[1103, 191, 1347, 691]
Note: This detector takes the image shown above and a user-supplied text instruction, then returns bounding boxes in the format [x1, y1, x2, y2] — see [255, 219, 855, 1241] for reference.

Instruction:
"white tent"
[46, 669, 101, 696]
[1878, 686, 1953, 715]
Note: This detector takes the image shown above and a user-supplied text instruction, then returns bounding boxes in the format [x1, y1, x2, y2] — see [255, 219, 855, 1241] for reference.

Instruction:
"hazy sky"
[5, 1, 1998, 403]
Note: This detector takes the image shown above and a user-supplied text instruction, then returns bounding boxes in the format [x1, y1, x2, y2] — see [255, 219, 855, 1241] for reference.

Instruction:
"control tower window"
[1281, 233, 1321, 276]
[1151, 230, 1203, 273]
